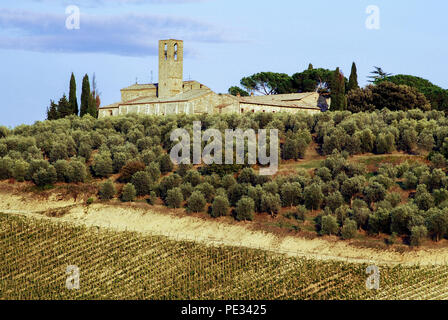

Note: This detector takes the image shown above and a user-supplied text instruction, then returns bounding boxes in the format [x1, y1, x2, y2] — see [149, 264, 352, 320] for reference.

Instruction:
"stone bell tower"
[158, 39, 184, 98]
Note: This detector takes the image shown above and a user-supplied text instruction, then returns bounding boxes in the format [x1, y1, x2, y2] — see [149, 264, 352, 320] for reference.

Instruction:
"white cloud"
[0, 8, 233, 56]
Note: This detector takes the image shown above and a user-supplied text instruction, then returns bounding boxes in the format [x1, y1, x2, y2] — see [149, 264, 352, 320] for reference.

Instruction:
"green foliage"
[146, 162, 161, 182]
[187, 191, 206, 213]
[99, 180, 116, 200]
[368, 209, 391, 234]
[385, 192, 402, 208]
[321, 215, 339, 235]
[12, 159, 30, 182]
[211, 196, 230, 218]
[158, 174, 182, 200]
[228, 184, 247, 206]
[80, 74, 91, 117]
[330, 68, 347, 111]
[195, 183, 215, 203]
[70, 160, 87, 183]
[291, 67, 341, 94]
[379, 74, 448, 111]
[131, 171, 153, 196]
[180, 182, 194, 199]
[363, 182, 386, 205]
[183, 170, 202, 187]
[347, 82, 431, 112]
[403, 172, 418, 190]
[410, 225, 427, 247]
[390, 204, 418, 235]
[282, 131, 310, 160]
[240, 72, 293, 95]
[69, 73, 79, 116]
[237, 168, 258, 185]
[176, 163, 193, 177]
[49, 143, 68, 162]
[235, 197, 255, 221]
[341, 218, 358, 239]
[6, 110, 448, 244]
[304, 183, 323, 210]
[221, 174, 237, 190]
[415, 185, 434, 211]
[54, 160, 72, 182]
[122, 183, 137, 202]
[166, 187, 184, 208]
[368, 66, 392, 83]
[347, 62, 359, 91]
[261, 192, 281, 216]
[159, 154, 174, 174]
[376, 133, 395, 154]
[425, 208, 448, 241]
[92, 153, 113, 178]
[341, 176, 366, 201]
[228, 86, 249, 97]
[325, 191, 344, 212]
[280, 182, 302, 207]
[32, 166, 57, 187]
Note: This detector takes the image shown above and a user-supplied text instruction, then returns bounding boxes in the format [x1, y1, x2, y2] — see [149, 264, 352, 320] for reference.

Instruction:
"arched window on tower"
[174, 43, 178, 61]
[164, 43, 168, 61]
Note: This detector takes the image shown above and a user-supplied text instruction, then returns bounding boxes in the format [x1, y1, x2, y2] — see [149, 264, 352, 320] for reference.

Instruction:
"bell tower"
[158, 39, 183, 98]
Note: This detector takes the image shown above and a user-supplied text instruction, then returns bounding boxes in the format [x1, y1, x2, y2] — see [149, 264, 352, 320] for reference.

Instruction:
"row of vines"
[1, 213, 447, 300]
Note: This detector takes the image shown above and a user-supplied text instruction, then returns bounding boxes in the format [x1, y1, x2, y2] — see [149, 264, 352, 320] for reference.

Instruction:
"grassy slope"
[1, 213, 448, 300]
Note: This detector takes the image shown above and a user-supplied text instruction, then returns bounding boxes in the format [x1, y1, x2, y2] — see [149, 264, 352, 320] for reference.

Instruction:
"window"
[109, 110, 113, 116]
[164, 43, 168, 60]
[174, 43, 178, 61]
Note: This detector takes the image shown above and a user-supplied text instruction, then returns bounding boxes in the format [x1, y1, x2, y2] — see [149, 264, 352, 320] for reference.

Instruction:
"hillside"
[2, 110, 448, 247]
[2, 212, 448, 300]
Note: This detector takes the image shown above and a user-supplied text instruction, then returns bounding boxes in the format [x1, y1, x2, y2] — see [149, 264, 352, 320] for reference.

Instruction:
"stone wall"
[121, 88, 157, 102]
[158, 40, 183, 98]
[240, 102, 320, 115]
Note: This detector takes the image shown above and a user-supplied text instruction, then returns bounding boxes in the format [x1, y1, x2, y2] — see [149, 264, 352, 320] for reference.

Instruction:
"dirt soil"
[1, 185, 448, 267]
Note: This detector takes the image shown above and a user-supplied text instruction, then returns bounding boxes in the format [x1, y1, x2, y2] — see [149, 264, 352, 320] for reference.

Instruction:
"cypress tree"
[348, 62, 359, 91]
[87, 93, 98, 118]
[330, 68, 347, 111]
[69, 73, 79, 116]
[86, 73, 100, 118]
[308, 63, 314, 70]
[80, 74, 90, 117]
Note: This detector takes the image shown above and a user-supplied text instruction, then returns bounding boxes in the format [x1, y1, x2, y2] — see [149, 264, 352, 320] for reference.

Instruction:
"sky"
[0, 0, 447, 127]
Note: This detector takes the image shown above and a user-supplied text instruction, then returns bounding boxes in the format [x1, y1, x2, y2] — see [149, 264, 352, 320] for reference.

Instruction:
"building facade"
[99, 39, 324, 118]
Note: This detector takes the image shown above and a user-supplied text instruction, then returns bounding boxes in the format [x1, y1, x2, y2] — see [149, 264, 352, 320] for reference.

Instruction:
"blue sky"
[0, 0, 447, 127]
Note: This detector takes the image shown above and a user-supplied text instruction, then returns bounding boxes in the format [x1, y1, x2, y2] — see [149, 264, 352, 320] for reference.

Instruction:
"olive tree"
[211, 196, 229, 218]
[235, 196, 255, 221]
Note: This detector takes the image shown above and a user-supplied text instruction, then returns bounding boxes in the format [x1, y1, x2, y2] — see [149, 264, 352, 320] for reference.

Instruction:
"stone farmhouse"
[98, 40, 325, 118]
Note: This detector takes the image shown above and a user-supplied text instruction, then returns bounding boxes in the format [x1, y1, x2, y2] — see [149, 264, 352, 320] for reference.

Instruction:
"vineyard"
[1, 212, 448, 300]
